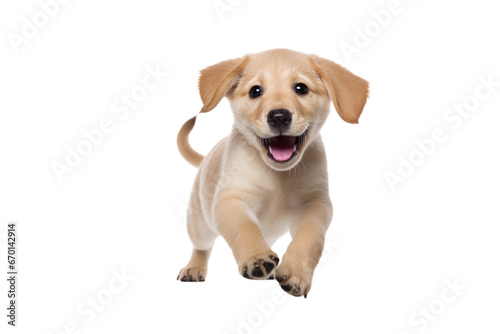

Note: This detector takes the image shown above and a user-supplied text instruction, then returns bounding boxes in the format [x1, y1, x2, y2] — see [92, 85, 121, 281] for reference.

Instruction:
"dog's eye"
[294, 83, 309, 95]
[249, 86, 263, 98]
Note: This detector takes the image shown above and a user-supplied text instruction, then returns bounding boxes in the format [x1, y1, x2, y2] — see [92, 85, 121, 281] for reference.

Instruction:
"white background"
[1, 0, 499, 333]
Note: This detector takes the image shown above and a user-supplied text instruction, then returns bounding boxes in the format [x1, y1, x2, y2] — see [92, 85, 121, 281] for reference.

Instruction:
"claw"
[276, 275, 288, 283]
[269, 255, 279, 265]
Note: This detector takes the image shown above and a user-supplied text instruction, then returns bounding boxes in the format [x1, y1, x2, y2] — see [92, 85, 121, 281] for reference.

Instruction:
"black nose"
[267, 109, 292, 130]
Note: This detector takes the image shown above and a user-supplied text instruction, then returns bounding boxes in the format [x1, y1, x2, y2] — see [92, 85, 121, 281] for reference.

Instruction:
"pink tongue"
[270, 145, 295, 161]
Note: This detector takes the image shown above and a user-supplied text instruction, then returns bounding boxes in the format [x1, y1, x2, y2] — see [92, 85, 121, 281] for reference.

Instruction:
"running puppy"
[177, 49, 368, 297]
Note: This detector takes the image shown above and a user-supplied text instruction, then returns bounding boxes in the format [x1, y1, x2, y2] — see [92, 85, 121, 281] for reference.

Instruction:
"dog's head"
[198, 49, 369, 171]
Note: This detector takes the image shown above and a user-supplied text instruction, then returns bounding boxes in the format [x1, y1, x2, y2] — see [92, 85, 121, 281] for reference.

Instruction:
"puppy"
[177, 49, 368, 297]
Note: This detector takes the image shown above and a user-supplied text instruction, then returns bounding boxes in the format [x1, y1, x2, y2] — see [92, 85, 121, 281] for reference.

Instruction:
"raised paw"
[275, 262, 313, 298]
[177, 266, 206, 282]
[239, 253, 279, 280]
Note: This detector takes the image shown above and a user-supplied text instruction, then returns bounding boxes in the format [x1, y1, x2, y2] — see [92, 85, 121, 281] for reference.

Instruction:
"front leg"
[275, 194, 333, 298]
[215, 197, 279, 279]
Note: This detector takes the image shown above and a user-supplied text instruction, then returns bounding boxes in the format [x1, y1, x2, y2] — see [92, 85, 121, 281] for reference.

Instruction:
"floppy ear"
[309, 55, 369, 124]
[198, 57, 248, 113]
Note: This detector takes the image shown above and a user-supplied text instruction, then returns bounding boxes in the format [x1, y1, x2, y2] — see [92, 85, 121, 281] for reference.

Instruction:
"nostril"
[267, 109, 292, 129]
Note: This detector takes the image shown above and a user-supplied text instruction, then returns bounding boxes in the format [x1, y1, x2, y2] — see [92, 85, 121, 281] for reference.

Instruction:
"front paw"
[239, 253, 279, 280]
[275, 262, 313, 298]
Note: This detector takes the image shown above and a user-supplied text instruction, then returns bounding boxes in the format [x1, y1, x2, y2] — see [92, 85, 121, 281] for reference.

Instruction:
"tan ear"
[309, 55, 369, 124]
[198, 57, 248, 113]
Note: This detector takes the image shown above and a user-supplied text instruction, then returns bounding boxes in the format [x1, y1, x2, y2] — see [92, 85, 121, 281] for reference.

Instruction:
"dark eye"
[249, 86, 263, 98]
[294, 83, 309, 95]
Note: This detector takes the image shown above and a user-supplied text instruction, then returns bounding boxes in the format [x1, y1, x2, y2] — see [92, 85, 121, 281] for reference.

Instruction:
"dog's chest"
[218, 155, 315, 240]
[245, 175, 307, 240]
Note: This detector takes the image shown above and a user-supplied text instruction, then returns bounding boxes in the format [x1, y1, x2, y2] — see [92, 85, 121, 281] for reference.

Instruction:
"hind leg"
[177, 248, 212, 282]
[177, 199, 217, 282]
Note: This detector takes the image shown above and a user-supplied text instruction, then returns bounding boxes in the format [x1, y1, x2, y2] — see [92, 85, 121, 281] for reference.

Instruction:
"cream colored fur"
[177, 49, 368, 298]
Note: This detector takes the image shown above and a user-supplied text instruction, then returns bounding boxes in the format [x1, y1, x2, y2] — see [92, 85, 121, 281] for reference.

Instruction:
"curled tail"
[177, 116, 204, 168]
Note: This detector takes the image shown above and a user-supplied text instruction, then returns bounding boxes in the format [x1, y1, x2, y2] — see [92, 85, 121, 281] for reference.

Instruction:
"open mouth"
[259, 129, 308, 163]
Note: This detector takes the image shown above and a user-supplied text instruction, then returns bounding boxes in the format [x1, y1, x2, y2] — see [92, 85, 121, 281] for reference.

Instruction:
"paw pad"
[240, 254, 279, 280]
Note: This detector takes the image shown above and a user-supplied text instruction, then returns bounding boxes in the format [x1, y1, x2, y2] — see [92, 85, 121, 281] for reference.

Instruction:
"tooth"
[269, 146, 273, 154]
[294, 145, 297, 152]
